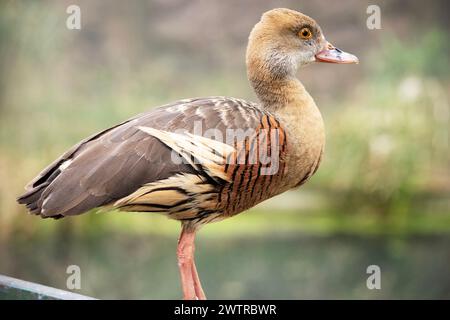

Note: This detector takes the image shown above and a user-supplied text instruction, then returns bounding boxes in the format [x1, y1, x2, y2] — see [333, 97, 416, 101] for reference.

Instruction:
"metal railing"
[0, 274, 96, 300]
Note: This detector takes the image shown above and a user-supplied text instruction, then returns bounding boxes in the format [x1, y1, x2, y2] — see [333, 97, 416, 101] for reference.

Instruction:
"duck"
[17, 8, 358, 300]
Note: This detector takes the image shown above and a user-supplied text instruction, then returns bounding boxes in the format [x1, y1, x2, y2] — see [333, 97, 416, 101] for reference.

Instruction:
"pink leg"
[192, 259, 206, 300]
[177, 226, 206, 300]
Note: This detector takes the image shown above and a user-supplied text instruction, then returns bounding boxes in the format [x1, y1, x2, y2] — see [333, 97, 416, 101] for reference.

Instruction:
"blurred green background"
[0, 0, 449, 299]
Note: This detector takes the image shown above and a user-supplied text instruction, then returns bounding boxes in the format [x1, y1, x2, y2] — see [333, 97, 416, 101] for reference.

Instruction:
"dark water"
[1, 231, 449, 299]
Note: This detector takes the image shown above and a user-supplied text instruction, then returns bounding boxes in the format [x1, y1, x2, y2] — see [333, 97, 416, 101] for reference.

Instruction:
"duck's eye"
[299, 27, 312, 40]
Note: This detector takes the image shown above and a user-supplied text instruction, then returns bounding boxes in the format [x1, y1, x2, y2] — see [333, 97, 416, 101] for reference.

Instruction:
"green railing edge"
[0, 274, 96, 300]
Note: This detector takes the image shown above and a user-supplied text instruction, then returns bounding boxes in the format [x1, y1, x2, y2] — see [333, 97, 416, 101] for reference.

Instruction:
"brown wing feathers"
[17, 97, 288, 225]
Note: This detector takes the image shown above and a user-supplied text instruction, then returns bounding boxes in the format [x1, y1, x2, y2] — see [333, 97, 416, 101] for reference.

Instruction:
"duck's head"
[247, 8, 358, 79]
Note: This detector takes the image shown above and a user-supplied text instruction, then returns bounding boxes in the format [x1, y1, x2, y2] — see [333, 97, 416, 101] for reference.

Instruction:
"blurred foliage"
[374, 30, 450, 80]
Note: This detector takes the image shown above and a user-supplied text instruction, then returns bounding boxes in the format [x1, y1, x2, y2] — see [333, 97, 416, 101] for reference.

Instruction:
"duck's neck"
[247, 60, 313, 113]
[250, 75, 309, 110]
